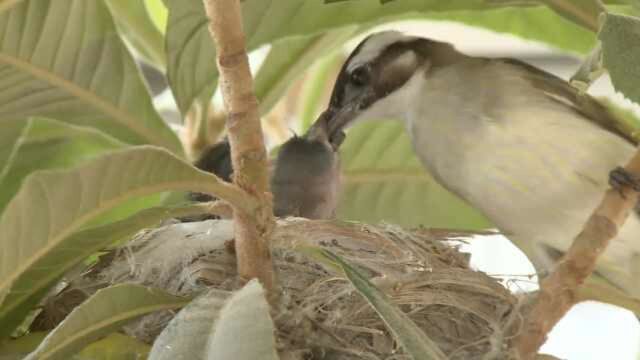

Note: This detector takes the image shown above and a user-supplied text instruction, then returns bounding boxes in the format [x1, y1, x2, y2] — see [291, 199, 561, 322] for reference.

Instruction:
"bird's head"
[325, 31, 460, 144]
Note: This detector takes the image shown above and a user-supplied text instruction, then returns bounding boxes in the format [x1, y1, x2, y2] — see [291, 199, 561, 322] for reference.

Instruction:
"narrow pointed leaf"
[0, 118, 126, 214]
[0, 147, 246, 336]
[321, 250, 446, 360]
[0, 0, 182, 154]
[205, 280, 278, 360]
[26, 284, 189, 360]
[149, 289, 230, 360]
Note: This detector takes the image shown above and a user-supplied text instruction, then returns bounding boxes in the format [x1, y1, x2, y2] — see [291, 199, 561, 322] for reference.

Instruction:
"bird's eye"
[349, 66, 370, 87]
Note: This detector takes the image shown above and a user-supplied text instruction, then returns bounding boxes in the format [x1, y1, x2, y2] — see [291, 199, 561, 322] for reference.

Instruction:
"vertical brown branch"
[201, 0, 275, 292]
[515, 151, 640, 358]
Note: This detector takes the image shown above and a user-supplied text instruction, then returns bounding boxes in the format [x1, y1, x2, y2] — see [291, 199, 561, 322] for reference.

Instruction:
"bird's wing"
[500, 58, 637, 146]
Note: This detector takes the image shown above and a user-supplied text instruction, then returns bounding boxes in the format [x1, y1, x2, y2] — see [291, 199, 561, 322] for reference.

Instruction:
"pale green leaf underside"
[0, 0, 182, 154]
[0, 117, 126, 214]
[322, 250, 446, 360]
[338, 121, 492, 229]
[600, 12, 640, 105]
[205, 280, 278, 360]
[26, 284, 188, 360]
[149, 288, 230, 360]
[0, 146, 235, 335]
[164, 0, 595, 114]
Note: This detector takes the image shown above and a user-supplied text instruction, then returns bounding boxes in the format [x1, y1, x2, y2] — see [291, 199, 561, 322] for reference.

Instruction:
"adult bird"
[323, 31, 640, 312]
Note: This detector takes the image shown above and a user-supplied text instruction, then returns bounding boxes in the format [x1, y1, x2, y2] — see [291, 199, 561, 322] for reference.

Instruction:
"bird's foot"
[609, 166, 640, 198]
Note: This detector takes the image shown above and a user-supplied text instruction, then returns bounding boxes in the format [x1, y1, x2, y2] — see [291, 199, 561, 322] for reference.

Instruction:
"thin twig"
[514, 151, 640, 357]
[201, 0, 275, 292]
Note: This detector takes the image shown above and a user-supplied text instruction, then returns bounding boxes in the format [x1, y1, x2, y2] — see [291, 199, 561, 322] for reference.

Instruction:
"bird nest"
[41, 218, 524, 359]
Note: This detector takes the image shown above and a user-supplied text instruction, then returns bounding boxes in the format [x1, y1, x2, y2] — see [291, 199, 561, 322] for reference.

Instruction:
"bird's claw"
[609, 166, 640, 198]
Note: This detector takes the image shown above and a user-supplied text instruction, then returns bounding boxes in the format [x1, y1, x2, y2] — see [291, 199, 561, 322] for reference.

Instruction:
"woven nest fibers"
[38, 218, 524, 359]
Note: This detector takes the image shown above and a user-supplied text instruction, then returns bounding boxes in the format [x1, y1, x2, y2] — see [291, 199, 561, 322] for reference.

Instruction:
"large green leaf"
[0, 202, 217, 339]
[319, 250, 446, 360]
[205, 280, 278, 360]
[149, 289, 230, 360]
[0, 118, 126, 214]
[0, 0, 182, 154]
[26, 284, 188, 360]
[164, 0, 597, 114]
[0, 146, 242, 337]
[426, 5, 595, 53]
[0, 332, 150, 360]
[105, 0, 166, 69]
[600, 12, 640, 105]
[337, 121, 492, 229]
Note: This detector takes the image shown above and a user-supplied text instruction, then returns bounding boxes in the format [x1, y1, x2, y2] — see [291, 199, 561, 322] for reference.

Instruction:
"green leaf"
[599, 12, 640, 105]
[0, 0, 182, 154]
[74, 333, 151, 360]
[0, 332, 150, 360]
[0, 120, 28, 186]
[337, 122, 492, 229]
[165, 0, 597, 114]
[25, 284, 188, 360]
[426, 6, 595, 53]
[0, 202, 217, 339]
[0, 331, 46, 358]
[105, 0, 167, 69]
[489, 0, 605, 31]
[0, 146, 243, 337]
[205, 280, 278, 360]
[149, 288, 230, 360]
[254, 27, 358, 115]
[145, 0, 168, 32]
[0, 118, 126, 215]
[320, 250, 446, 360]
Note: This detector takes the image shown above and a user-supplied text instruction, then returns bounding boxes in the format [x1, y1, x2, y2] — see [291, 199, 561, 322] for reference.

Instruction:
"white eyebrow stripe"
[346, 31, 417, 72]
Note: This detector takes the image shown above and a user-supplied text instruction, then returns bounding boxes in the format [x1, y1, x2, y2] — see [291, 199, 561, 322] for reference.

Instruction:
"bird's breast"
[406, 95, 638, 271]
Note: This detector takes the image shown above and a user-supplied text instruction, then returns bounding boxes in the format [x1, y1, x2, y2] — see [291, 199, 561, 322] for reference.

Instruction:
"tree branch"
[515, 150, 640, 358]
[201, 0, 275, 292]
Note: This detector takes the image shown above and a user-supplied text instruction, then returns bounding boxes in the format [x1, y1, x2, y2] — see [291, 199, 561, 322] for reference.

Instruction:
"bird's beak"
[325, 89, 376, 147]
